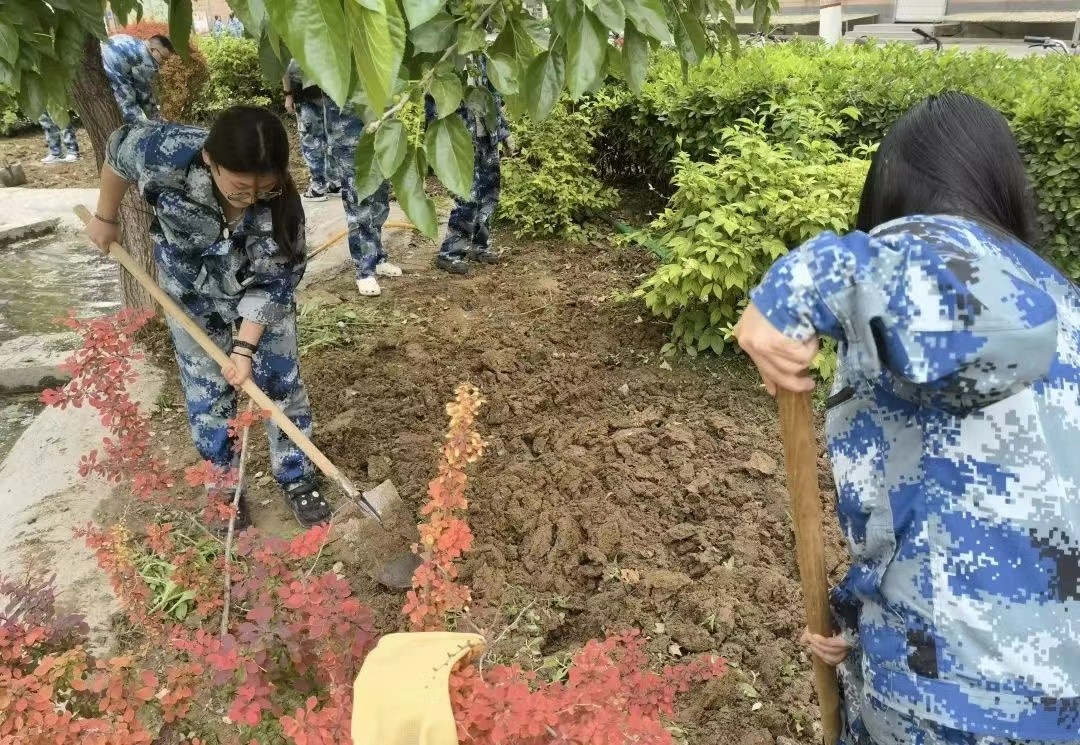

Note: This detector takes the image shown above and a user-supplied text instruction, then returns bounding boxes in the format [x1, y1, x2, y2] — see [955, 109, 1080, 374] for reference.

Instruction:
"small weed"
[297, 302, 381, 354]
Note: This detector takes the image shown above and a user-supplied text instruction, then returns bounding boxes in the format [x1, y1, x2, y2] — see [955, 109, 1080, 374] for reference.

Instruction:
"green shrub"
[597, 43, 1080, 274]
[636, 111, 869, 357]
[0, 85, 21, 135]
[499, 99, 618, 239]
[192, 36, 276, 120]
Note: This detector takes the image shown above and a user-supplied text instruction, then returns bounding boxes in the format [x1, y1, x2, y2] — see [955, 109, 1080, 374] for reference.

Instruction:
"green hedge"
[0, 85, 25, 136]
[191, 36, 277, 120]
[597, 42, 1080, 276]
[635, 105, 869, 360]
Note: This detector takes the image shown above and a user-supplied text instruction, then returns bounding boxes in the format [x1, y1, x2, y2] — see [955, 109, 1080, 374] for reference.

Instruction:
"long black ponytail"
[203, 106, 305, 261]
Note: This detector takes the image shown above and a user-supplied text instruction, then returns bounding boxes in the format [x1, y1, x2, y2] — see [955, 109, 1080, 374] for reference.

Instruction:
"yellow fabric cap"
[352, 631, 486, 745]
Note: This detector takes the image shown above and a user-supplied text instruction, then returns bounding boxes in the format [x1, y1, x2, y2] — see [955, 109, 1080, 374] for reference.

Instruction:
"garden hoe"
[75, 205, 422, 589]
[777, 389, 842, 745]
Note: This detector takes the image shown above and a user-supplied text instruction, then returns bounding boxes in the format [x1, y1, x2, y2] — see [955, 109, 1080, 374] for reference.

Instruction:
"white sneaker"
[62, 152, 79, 163]
[375, 261, 402, 278]
[356, 277, 381, 297]
[40, 154, 62, 164]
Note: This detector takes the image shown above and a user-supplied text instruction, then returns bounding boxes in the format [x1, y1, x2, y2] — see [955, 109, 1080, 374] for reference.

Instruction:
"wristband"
[230, 349, 253, 359]
[94, 212, 120, 225]
[232, 340, 258, 353]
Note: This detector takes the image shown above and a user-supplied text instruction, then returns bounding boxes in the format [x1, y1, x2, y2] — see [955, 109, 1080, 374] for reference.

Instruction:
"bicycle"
[1025, 36, 1076, 55]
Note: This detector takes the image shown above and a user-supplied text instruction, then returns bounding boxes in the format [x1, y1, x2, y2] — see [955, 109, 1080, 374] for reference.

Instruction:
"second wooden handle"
[777, 388, 842, 745]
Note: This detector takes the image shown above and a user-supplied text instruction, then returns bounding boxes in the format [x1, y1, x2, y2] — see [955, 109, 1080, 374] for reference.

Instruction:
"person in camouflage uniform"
[425, 54, 513, 275]
[100, 33, 174, 125]
[283, 58, 400, 298]
[736, 92, 1080, 743]
[38, 113, 80, 164]
[282, 59, 340, 201]
[85, 106, 331, 530]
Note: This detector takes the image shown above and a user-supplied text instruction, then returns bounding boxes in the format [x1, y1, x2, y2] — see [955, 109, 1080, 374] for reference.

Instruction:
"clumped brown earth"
[6, 120, 848, 743]
[282, 233, 846, 745]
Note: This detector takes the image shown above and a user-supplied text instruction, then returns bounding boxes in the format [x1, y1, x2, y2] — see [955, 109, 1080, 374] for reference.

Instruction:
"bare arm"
[86, 163, 133, 252]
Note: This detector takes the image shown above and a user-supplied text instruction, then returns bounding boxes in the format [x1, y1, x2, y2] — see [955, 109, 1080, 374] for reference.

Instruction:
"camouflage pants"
[296, 98, 340, 193]
[321, 98, 391, 279]
[39, 114, 79, 157]
[441, 132, 500, 259]
[165, 309, 314, 487]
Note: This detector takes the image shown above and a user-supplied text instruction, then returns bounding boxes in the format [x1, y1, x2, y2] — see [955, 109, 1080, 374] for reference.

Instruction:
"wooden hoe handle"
[777, 388, 842, 745]
[74, 205, 379, 519]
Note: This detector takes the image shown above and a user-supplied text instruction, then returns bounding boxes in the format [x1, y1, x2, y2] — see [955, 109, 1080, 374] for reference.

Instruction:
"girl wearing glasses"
[86, 105, 331, 530]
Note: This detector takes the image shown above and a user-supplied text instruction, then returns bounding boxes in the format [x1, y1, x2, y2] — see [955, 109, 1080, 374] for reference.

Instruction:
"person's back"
[100, 34, 171, 124]
[737, 92, 1080, 742]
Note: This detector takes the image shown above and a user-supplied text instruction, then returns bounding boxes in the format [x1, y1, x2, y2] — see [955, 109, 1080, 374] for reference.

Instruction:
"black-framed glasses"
[223, 188, 283, 202]
[212, 165, 282, 202]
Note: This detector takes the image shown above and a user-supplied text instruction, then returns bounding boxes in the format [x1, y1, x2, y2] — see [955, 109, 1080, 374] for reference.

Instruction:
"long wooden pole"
[777, 389, 842, 745]
[75, 204, 381, 522]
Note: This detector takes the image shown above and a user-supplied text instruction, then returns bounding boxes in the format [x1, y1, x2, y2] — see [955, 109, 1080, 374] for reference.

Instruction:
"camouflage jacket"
[101, 34, 160, 125]
[106, 123, 305, 326]
[752, 215, 1080, 739]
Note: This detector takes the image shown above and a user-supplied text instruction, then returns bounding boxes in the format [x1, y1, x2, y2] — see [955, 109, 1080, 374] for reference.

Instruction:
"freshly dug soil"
[276, 231, 847, 745]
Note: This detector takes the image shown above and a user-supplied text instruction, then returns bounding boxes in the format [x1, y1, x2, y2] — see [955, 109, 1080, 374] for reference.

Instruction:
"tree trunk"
[71, 35, 157, 311]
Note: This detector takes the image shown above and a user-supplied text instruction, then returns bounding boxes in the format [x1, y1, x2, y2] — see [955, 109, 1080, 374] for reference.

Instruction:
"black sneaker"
[207, 487, 251, 535]
[468, 245, 501, 264]
[282, 480, 331, 528]
[435, 254, 469, 275]
[302, 187, 328, 202]
[327, 183, 342, 194]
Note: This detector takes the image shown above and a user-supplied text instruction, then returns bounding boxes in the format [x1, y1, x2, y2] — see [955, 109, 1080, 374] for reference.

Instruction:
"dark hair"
[203, 106, 304, 261]
[856, 92, 1038, 246]
[149, 34, 175, 53]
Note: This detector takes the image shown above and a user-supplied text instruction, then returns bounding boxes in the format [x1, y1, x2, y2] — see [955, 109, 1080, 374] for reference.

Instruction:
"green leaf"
[588, 0, 625, 34]
[167, 0, 193, 60]
[0, 23, 18, 66]
[257, 34, 287, 82]
[391, 148, 438, 238]
[623, 20, 648, 94]
[375, 119, 408, 177]
[385, 0, 407, 84]
[487, 53, 518, 95]
[401, 0, 442, 29]
[524, 47, 566, 121]
[428, 69, 463, 119]
[266, 0, 352, 105]
[621, 0, 671, 43]
[18, 72, 46, 120]
[672, 10, 706, 64]
[345, 0, 397, 112]
[424, 116, 474, 198]
[465, 85, 498, 135]
[457, 25, 485, 54]
[353, 130, 384, 200]
[410, 13, 456, 52]
[567, 9, 607, 99]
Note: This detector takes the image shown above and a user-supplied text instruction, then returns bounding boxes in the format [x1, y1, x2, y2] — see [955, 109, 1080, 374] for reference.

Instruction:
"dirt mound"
[280, 234, 847, 744]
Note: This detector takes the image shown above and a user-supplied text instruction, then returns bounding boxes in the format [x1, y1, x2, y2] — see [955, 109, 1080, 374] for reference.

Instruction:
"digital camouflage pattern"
[286, 59, 390, 278]
[424, 55, 509, 259]
[286, 61, 340, 195]
[38, 113, 79, 157]
[106, 122, 314, 487]
[101, 34, 161, 124]
[752, 214, 1080, 742]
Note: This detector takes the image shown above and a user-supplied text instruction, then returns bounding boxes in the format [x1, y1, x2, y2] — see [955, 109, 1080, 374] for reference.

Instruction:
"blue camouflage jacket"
[101, 34, 160, 124]
[752, 215, 1080, 739]
[106, 123, 305, 326]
